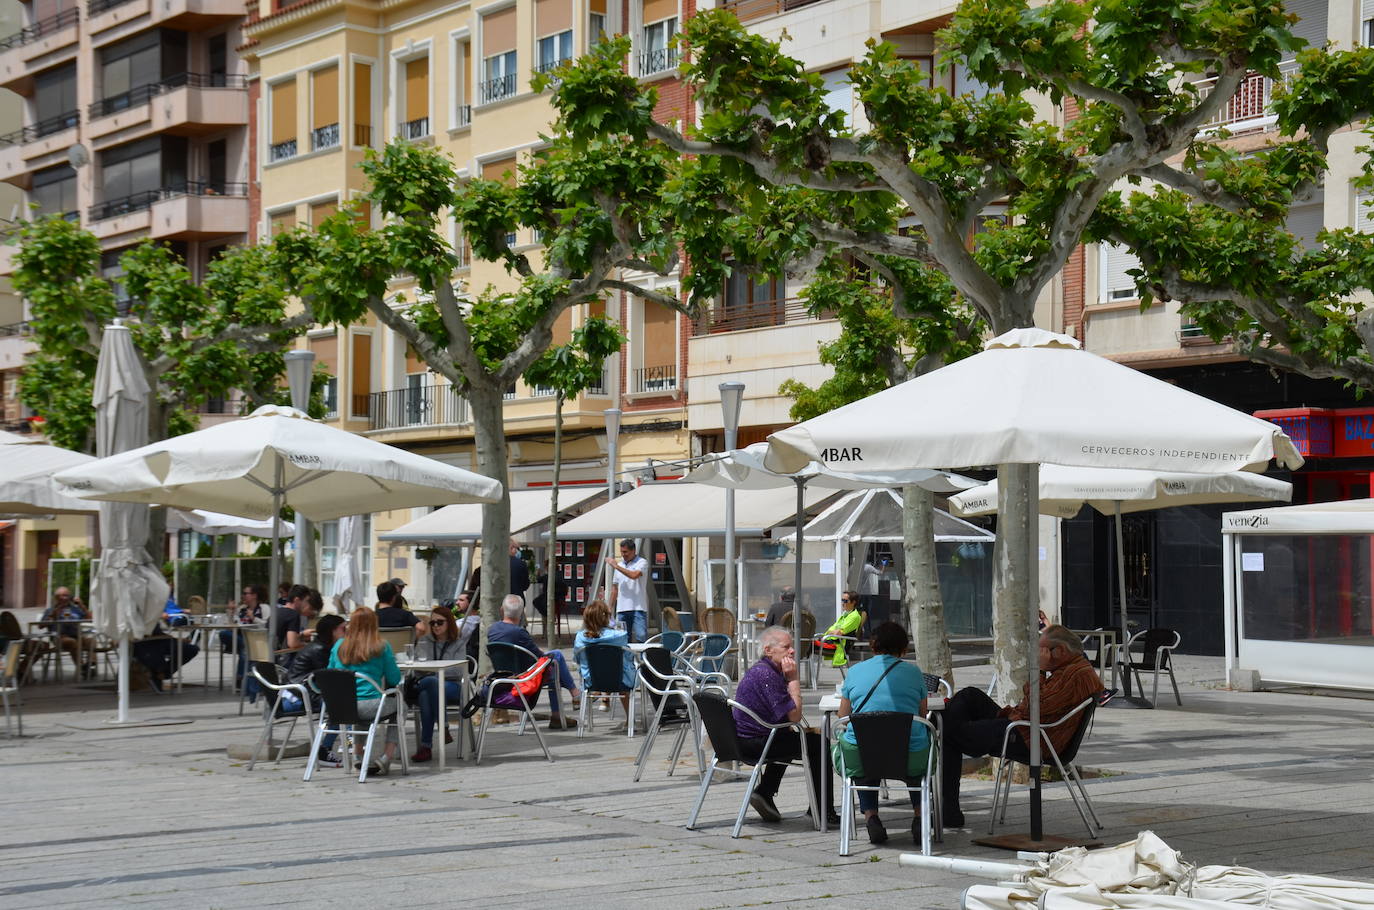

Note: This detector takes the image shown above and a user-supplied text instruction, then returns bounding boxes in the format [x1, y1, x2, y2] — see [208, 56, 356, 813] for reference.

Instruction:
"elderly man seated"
[40, 587, 95, 679]
[734, 626, 838, 825]
[487, 594, 581, 730]
[940, 624, 1102, 829]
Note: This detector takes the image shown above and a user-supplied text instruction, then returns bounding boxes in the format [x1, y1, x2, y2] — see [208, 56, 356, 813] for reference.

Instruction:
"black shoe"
[147, 673, 164, 693]
[912, 818, 925, 844]
[806, 805, 842, 826]
[943, 809, 966, 829]
[866, 814, 888, 844]
[749, 791, 781, 823]
[1098, 687, 1118, 707]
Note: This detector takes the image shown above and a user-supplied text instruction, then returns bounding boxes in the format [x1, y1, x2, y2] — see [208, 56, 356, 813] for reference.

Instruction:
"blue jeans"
[417, 675, 462, 747]
[617, 611, 647, 643]
[544, 650, 577, 715]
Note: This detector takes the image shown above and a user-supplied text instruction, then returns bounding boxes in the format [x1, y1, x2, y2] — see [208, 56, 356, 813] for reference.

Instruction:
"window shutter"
[642, 0, 674, 24]
[405, 58, 428, 120]
[537, 0, 572, 36]
[353, 62, 372, 129]
[1284, 202, 1323, 250]
[312, 65, 338, 129]
[271, 80, 296, 144]
[1283, 0, 1326, 54]
[1355, 190, 1373, 233]
[483, 6, 516, 55]
[1097, 243, 1141, 302]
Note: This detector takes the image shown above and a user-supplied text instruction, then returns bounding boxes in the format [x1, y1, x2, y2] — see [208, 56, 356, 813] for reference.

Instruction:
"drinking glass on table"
[403, 644, 415, 662]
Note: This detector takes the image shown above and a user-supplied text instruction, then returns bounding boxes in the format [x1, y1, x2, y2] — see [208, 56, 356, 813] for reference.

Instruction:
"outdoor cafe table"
[396, 658, 471, 770]
[26, 619, 95, 684]
[817, 691, 945, 838]
[1070, 628, 1118, 689]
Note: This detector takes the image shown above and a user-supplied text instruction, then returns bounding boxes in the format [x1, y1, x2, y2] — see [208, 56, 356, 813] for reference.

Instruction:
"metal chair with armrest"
[633, 645, 721, 782]
[476, 641, 555, 764]
[1121, 628, 1182, 706]
[246, 659, 314, 770]
[303, 668, 410, 783]
[833, 711, 939, 856]
[577, 642, 636, 737]
[989, 697, 1102, 838]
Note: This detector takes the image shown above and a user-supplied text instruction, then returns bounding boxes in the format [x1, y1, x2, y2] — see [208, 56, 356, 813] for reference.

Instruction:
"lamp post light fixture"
[719, 381, 745, 621]
[284, 350, 315, 413]
[604, 408, 622, 500]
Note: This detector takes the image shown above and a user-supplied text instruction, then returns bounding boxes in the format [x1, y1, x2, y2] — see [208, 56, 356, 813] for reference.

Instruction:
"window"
[95, 136, 175, 219]
[639, 13, 677, 76]
[31, 164, 77, 218]
[481, 6, 517, 104]
[1098, 242, 1141, 303]
[1356, 186, 1374, 233]
[589, 0, 607, 44]
[1362, 1, 1374, 46]
[311, 64, 339, 150]
[98, 31, 162, 113]
[309, 198, 337, 225]
[402, 56, 429, 139]
[352, 61, 372, 146]
[32, 64, 77, 135]
[350, 198, 372, 230]
[309, 332, 338, 418]
[635, 300, 678, 392]
[482, 51, 517, 103]
[350, 331, 372, 418]
[270, 78, 298, 161]
[536, 31, 573, 74]
[452, 39, 472, 128]
[480, 157, 517, 244]
[269, 207, 296, 235]
[820, 68, 852, 122]
[319, 514, 371, 597]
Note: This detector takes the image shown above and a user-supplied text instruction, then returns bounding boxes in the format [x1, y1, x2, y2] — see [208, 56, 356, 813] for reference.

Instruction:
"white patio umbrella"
[949, 465, 1292, 702]
[0, 444, 99, 515]
[55, 404, 503, 652]
[764, 328, 1303, 843]
[165, 509, 295, 538]
[330, 514, 363, 612]
[685, 442, 977, 631]
[87, 323, 169, 724]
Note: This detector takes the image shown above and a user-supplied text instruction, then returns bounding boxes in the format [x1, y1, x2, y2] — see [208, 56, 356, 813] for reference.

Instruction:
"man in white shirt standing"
[608, 538, 649, 643]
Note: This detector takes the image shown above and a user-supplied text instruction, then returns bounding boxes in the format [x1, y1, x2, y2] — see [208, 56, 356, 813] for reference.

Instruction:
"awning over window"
[379, 486, 606, 545]
[552, 482, 839, 539]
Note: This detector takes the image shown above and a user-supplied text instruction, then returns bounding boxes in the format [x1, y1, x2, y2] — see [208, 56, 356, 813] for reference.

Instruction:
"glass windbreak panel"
[1239, 534, 1374, 645]
[937, 539, 993, 637]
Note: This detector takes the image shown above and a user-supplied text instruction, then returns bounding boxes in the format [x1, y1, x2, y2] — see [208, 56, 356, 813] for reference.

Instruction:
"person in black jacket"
[285, 613, 347, 766]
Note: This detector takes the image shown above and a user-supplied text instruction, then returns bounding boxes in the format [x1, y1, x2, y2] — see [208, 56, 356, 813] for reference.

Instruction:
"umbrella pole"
[268, 456, 283, 661]
[1116, 502, 1128, 691]
[793, 476, 805, 655]
[1027, 463, 1042, 841]
[117, 636, 130, 723]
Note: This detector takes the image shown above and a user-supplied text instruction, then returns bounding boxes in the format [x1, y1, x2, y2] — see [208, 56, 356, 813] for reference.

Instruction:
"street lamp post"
[604, 408, 622, 499]
[284, 350, 316, 588]
[719, 382, 745, 622]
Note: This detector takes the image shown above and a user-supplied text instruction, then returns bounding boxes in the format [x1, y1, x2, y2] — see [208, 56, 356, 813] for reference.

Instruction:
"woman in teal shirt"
[327, 607, 403, 775]
[834, 621, 929, 845]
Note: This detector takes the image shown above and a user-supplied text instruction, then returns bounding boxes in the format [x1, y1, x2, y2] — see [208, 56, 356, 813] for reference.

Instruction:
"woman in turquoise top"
[327, 607, 403, 775]
[834, 621, 930, 845]
[574, 599, 634, 728]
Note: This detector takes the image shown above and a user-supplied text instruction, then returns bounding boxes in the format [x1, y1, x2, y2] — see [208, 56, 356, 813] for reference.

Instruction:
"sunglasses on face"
[429, 619, 447, 626]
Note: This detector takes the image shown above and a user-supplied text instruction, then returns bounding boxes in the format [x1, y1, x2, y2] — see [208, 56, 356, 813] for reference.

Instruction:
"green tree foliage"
[13, 216, 314, 451]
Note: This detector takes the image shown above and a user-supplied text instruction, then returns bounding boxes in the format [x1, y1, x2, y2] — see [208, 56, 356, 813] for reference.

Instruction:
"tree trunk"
[991, 463, 1033, 705]
[902, 484, 953, 681]
[295, 518, 317, 589]
[546, 391, 563, 647]
[469, 383, 511, 675]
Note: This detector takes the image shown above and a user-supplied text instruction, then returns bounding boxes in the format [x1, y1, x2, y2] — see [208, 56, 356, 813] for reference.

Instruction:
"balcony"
[368, 383, 470, 431]
[0, 320, 35, 370]
[0, 111, 79, 184]
[534, 57, 571, 85]
[310, 122, 339, 151]
[720, 0, 823, 23]
[1195, 60, 1299, 134]
[89, 181, 249, 240]
[631, 364, 677, 393]
[454, 105, 471, 129]
[87, 0, 241, 42]
[269, 138, 297, 162]
[0, 9, 79, 92]
[692, 296, 823, 335]
[400, 116, 429, 140]
[86, 73, 249, 139]
[479, 73, 516, 105]
[637, 46, 678, 77]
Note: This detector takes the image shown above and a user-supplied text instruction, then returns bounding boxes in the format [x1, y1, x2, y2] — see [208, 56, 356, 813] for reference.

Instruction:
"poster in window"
[654, 552, 666, 566]
[563, 563, 572, 579]
[576, 563, 585, 579]
[576, 541, 586, 557]
[575, 586, 585, 602]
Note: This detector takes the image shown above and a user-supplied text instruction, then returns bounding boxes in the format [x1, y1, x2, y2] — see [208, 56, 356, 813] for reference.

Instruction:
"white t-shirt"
[614, 555, 649, 613]
[861, 562, 881, 596]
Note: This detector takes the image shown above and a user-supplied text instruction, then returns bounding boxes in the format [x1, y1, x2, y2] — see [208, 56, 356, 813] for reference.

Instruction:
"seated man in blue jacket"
[487, 594, 581, 730]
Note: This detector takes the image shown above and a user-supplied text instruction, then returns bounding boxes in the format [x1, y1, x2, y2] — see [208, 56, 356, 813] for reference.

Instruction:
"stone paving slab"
[3, 654, 1374, 908]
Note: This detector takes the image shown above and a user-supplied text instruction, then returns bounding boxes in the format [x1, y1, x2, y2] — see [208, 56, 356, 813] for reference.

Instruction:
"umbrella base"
[973, 832, 1103, 851]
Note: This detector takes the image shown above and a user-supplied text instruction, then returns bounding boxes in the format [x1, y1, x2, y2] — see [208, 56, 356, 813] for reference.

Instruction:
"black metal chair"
[833, 711, 939, 856]
[246, 660, 313, 770]
[476, 642, 554, 764]
[989, 697, 1102, 837]
[1122, 628, 1182, 706]
[577, 642, 636, 737]
[633, 646, 717, 782]
[922, 672, 954, 699]
[303, 668, 409, 783]
[686, 691, 817, 838]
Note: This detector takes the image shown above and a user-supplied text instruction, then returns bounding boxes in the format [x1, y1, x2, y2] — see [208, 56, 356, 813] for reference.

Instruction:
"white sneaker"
[368, 755, 391, 777]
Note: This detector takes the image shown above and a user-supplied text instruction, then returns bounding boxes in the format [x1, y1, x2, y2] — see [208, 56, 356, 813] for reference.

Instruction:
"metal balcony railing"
[0, 321, 31, 337]
[311, 122, 339, 150]
[87, 0, 136, 15]
[454, 105, 471, 128]
[534, 57, 571, 84]
[692, 297, 825, 334]
[631, 364, 677, 393]
[88, 72, 247, 119]
[637, 46, 678, 76]
[88, 181, 247, 221]
[479, 73, 517, 105]
[269, 139, 297, 162]
[0, 8, 79, 51]
[1194, 60, 1299, 132]
[719, 0, 821, 22]
[401, 116, 429, 139]
[0, 110, 80, 146]
[368, 384, 470, 430]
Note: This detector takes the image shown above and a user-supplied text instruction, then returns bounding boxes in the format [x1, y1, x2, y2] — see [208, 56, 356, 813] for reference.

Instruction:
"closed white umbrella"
[764, 329, 1304, 842]
[949, 465, 1291, 702]
[331, 514, 363, 612]
[89, 323, 169, 724]
[55, 404, 503, 651]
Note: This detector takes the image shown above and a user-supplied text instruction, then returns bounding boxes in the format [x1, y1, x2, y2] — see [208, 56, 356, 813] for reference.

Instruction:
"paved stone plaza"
[3, 654, 1373, 909]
